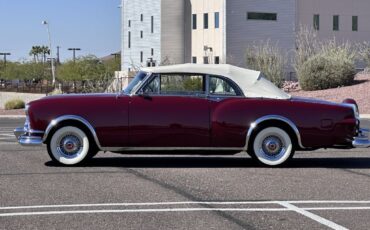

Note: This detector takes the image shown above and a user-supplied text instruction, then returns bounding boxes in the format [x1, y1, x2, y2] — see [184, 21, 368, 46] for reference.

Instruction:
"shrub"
[299, 52, 355, 90]
[4, 99, 25, 110]
[246, 40, 285, 88]
[295, 26, 357, 90]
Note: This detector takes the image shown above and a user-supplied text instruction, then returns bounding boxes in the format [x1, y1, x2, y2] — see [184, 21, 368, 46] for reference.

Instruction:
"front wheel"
[47, 126, 97, 165]
[249, 127, 294, 166]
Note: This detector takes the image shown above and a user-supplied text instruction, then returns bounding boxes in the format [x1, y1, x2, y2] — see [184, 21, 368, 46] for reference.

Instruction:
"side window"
[143, 74, 160, 94]
[160, 74, 205, 95]
[209, 76, 237, 96]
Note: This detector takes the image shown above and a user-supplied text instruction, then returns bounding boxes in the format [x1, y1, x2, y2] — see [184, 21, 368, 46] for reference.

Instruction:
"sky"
[0, 0, 121, 62]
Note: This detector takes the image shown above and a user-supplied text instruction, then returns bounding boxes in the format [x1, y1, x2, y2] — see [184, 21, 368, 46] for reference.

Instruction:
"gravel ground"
[289, 74, 370, 114]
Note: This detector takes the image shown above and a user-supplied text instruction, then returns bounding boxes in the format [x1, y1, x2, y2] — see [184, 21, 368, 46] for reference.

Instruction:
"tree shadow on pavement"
[45, 156, 370, 169]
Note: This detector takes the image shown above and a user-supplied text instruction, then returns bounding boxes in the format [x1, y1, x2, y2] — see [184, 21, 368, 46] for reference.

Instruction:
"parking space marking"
[0, 208, 291, 217]
[278, 201, 347, 230]
[2, 200, 370, 229]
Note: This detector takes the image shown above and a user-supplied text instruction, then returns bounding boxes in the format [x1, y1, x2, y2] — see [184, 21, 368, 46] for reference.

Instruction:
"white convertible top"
[141, 64, 290, 99]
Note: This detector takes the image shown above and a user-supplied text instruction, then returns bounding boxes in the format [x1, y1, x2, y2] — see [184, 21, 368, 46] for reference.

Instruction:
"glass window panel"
[247, 12, 277, 21]
[215, 12, 219, 28]
[160, 74, 204, 95]
[313, 14, 320, 30]
[209, 76, 237, 96]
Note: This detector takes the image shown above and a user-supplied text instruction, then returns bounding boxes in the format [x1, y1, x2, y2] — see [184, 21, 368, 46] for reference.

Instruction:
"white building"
[121, 0, 370, 73]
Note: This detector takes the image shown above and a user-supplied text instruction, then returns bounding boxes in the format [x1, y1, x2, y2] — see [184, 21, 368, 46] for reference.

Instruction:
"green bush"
[298, 52, 355, 90]
[246, 41, 285, 88]
[295, 26, 358, 91]
[4, 99, 25, 110]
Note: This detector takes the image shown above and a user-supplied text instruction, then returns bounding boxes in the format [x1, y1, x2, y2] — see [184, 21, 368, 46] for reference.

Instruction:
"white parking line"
[0, 134, 14, 137]
[1, 200, 370, 229]
[278, 201, 348, 230]
[0, 201, 279, 210]
[0, 208, 289, 217]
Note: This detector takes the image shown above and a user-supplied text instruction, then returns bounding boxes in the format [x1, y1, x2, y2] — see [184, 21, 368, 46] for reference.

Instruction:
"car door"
[207, 75, 246, 148]
[129, 73, 210, 148]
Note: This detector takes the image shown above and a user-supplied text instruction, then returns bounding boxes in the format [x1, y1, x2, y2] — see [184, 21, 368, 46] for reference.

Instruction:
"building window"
[313, 14, 320, 30]
[140, 14, 143, 22]
[333, 15, 339, 31]
[204, 13, 208, 29]
[151, 16, 154, 33]
[352, 16, 358, 31]
[192, 57, 197, 63]
[128, 31, 131, 48]
[247, 12, 277, 21]
[140, 31, 143, 38]
[215, 12, 220, 28]
[203, 56, 209, 64]
[215, 56, 220, 64]
[192, 14, 197, 30]
[128, 20, 131, 27]
[140, 51, 143, 63]
[151, 48, 154, 56]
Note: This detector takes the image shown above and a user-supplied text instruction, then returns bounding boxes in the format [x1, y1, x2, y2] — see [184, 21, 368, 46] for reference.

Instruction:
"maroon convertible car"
[14, 64, 370, 166]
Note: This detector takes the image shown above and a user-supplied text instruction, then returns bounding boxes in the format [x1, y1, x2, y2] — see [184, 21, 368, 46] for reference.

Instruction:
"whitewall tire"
[251, 127, 294, 166]
[47, 126, 92, 165]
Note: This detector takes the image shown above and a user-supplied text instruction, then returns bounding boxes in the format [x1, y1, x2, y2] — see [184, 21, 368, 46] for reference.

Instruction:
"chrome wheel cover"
[261, 135, 285, 158]
[57, 133, 83, 158]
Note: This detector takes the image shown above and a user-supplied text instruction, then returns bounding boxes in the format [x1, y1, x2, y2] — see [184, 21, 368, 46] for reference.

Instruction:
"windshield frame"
[122, 71, 151, 95]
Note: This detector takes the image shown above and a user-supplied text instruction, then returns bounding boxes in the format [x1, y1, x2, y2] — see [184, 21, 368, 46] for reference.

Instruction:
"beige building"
[122, 0, 370, 72]
[298, 0, 370, 43]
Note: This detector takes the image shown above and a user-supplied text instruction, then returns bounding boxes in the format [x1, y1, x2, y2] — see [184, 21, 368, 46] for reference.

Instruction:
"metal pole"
[42, 21, 56, 86]
[68, 48, 81, 62]
[0, 53, 11, 70]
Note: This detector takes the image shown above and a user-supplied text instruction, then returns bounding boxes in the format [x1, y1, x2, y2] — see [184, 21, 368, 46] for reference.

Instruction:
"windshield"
[123, 71, 149, 95]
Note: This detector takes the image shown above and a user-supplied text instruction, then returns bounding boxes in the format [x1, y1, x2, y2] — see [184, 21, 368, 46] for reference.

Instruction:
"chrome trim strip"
[42, 115, 102, 150]
[244, 115, 305, 151]
[101, 147, 243, 152]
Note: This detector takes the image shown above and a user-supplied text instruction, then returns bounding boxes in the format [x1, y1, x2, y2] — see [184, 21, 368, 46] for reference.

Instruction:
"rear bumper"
[352, 128, 370, 148]
[14, 127, 44, 146]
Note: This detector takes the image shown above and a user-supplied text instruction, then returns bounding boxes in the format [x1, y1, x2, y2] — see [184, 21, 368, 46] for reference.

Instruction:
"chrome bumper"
[14, 127, 44, 146]
[352, 128, 370, 148]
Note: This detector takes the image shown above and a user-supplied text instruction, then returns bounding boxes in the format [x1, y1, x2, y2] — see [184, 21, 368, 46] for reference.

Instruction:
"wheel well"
[44, 120, 98, 149]
[249, 120, 299, 150]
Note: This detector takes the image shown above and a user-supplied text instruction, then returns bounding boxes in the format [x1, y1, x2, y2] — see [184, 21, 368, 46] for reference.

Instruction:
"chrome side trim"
[101, 147, 244, 152]
[244, 115, 305, 151]
[43, 115, 102, 150]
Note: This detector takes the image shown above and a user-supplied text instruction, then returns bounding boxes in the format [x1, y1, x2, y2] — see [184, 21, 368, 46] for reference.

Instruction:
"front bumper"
[14, 127, 44, 146]
[352, 128, 370, 148]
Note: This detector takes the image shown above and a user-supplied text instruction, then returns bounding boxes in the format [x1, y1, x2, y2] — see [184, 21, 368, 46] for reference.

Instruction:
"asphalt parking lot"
[1, 118, 370, 230]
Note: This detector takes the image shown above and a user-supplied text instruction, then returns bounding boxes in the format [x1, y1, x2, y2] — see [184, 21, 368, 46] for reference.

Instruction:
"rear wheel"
[249, 127, 294, 166]
[47, 126, 98, 165]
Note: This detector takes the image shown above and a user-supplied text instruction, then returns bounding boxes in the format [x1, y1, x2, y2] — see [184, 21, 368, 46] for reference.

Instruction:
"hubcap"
[261, 136, 283, 156]
[57, 134, 82, 157]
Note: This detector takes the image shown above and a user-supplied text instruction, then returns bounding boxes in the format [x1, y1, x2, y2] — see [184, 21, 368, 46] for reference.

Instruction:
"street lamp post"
[42, 20, 56, 86]
[68, 48, 81, 62]
[0, 52, 11, 70]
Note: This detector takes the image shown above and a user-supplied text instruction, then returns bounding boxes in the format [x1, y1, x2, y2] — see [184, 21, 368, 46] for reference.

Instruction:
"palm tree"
[29, 46, 42, 63]
[40, 46, 50, 63]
